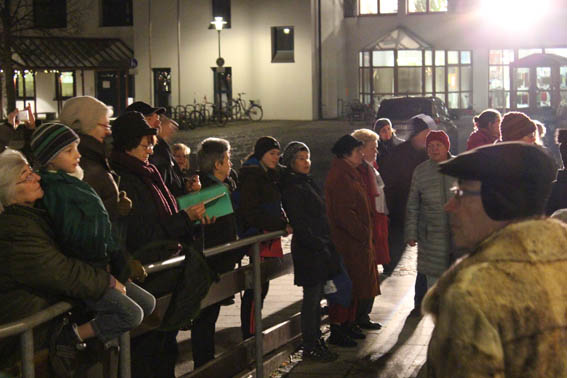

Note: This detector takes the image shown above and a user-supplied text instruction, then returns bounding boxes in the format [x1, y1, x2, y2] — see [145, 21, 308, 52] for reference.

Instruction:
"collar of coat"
[422, 218, 567, 319]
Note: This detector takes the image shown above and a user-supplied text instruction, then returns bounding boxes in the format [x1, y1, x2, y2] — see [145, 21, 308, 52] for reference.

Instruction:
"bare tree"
[0, 0, 87, 113]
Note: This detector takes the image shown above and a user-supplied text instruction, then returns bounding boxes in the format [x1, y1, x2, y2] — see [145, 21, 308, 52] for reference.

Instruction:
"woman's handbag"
[324, 261, 352, 307]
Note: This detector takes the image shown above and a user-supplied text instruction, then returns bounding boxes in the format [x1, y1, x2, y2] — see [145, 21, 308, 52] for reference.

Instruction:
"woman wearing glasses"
[59, 96, 133, 221]
[109, 111, 211, 377]
[405, 130, 455, 295]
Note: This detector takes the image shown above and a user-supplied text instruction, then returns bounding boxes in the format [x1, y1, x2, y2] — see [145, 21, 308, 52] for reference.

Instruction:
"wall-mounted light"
[283, 27, 290, 35]
[210, 16, 227, 31]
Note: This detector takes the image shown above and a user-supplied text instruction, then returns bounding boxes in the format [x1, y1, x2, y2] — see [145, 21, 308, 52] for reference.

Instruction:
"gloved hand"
[117, 191, 133, 216]
[128, 259, 148, 283]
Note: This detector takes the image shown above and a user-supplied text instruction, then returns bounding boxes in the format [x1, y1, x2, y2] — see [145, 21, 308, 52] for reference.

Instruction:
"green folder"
[176, 184, 234, 222]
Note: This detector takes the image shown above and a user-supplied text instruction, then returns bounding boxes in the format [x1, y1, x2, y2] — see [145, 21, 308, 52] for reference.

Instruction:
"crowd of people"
[1, 97, 566, 377]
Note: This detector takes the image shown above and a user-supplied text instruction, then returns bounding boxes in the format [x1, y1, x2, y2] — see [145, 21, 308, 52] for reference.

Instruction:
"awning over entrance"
[362, 26, 431, 51]
[11, 37, 133, 70]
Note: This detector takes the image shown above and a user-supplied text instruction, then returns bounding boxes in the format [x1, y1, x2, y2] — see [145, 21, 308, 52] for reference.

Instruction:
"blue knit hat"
[31, 122, 79, 166]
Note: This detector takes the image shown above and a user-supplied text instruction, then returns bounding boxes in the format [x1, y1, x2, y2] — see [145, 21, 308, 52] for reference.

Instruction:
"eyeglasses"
[97, 123, 111, 129]
[140, 144, 154, 151]
[450, 186, 481, 201]
[16, 166, 38, 185]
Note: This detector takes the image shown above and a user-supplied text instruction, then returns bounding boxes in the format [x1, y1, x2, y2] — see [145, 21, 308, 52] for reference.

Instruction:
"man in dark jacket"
[374, 118, 404, 169]
[379, 115, 431, 314]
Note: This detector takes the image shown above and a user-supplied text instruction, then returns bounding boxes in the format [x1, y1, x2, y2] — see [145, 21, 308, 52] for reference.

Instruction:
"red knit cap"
[500, 112, 536, 142]
[426, 130, 450, 150]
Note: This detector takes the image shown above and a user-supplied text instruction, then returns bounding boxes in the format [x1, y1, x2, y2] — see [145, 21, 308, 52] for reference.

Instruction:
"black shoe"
[346, 324, 366, 339]
[220, 295, 235, 306]
[328, 325, 357, 347]
[357, 320, 382, 330]
[50, 318, 87, 378]
[304, 344, 338, 362]
[318, 338, 338, 359]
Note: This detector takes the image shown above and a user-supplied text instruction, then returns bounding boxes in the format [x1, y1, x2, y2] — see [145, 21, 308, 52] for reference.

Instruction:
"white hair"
[0, 149, 29, 212]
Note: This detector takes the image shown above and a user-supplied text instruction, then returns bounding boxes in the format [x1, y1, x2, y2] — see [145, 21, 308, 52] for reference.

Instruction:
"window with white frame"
[407, 0, 448, 13]
[359, 0, 398, 15]
[488, 48, 567, 110]
[359, 48, 472, 109]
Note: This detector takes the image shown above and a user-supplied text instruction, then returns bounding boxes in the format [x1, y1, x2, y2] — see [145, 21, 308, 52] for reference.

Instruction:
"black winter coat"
[238, 157, 287, 236]
[546, 170, 567, 215]
[199, 170, 242, 274]
[150, 137, 186, 197]
[110, 157, 194, 263]
[281, 169, 340, 287]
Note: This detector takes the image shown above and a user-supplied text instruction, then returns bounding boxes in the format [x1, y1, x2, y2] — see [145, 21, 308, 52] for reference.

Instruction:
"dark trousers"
[301, 282, 323, 351]
[414, 272, 428, 309]
[240, 281, 270, 339]
[355, 297, 375, 324]
[191, 303, 222, 369]
[131, 330, 178, 378]
[383, 223, 405, 274]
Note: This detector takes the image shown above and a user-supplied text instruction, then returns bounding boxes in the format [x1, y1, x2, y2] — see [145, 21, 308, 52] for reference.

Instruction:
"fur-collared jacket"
[423, 219, 567, 378]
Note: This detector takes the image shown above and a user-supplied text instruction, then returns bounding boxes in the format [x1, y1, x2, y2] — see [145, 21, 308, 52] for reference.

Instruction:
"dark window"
[16, 72, 35, 99]
[211, 0, 231, 29]
[101, 0, 133, 26]
[55, 71, 76, 100]
[271, 26, 294, 63]
[34, 0, 67, 28]
[153, 68, 171, 108]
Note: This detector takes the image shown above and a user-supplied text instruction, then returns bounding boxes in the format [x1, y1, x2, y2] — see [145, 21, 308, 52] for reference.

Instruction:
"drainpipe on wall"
[317, 0, 322, 120]
[148, 0, 153, 102]
[177, 0, 181, 105]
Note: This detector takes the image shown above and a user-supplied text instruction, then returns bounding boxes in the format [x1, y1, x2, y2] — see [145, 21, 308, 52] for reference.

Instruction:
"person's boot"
[49, 318, 87, 378]
[328, 324, 357, 347]
[345, 323, 366, 339]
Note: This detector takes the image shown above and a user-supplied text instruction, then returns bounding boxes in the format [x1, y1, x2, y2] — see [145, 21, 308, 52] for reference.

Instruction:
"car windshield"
[377, 99, 430, 120]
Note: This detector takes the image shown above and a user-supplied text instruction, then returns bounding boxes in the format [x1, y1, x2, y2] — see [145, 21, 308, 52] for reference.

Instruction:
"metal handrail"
[0, 230, 287, 378]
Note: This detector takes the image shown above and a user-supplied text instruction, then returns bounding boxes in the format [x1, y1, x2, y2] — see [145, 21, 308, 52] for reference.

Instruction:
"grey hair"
[351, 128, 379, 144]
[172, 143, 191, 156]
[0, 149, 29, 212]
[59, 96, 113, 134]
[197, 137, 230, 174]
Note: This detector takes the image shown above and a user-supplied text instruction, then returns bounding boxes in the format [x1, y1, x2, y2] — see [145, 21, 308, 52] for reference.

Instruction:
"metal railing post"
[20, 329, 34, 378]
[119, 332, 131, 378]
[252, 242, 263, 378]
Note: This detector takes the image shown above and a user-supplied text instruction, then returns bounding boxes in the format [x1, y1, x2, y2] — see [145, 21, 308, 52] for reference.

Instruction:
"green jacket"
[38, 169, 118, 267]
[0, 205, 110, 367]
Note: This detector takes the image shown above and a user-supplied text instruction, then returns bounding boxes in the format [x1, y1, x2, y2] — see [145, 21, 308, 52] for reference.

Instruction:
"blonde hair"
[351, 128, 378, 145]
[172, 143, 191, 156]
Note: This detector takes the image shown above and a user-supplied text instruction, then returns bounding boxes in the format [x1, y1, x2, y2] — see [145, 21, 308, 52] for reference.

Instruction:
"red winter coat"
[325, 158, 379, 299]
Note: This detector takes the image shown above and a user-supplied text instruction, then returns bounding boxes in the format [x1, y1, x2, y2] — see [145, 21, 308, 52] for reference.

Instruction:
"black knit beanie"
[253, 136, 280, 160]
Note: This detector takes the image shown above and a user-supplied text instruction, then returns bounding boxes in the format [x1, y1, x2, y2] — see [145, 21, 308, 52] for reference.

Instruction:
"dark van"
[376, 97, 459, 153]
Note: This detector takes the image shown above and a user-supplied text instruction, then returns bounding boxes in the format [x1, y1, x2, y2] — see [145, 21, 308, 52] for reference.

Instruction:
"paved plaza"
[170, 119, 448, 377]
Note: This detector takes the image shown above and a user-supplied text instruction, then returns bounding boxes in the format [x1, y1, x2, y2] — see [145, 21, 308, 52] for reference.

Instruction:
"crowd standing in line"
[2, 95, 567, 376]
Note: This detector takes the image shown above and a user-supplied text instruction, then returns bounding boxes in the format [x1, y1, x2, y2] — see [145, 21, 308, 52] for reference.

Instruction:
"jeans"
[86, 281, 156, 343]
[301, 282, 324, 351]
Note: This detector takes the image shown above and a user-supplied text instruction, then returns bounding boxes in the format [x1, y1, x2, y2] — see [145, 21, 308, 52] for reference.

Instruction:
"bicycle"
[230, 92, 263, 121]
[188, 96, 228, 128]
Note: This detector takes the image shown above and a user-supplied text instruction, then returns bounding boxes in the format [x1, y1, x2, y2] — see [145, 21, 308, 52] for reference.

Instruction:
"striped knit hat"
[31, 122, 79, 166]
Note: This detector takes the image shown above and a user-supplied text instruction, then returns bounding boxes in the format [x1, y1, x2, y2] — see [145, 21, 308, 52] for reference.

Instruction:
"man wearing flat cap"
[423, 142, 567, 377]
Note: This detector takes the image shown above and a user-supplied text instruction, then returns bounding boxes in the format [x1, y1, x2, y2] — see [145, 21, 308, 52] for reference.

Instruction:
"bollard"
[119, 332, 131, 378]
[252, 242, 264, 378]
[20, 329, 34, 378]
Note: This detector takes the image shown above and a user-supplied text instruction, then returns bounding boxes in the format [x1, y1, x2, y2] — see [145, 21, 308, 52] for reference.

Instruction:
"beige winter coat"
[423, 218, 567, 378]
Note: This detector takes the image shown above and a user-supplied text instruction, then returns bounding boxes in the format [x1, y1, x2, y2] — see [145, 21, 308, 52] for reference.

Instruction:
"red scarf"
[111, 151, 179, 219]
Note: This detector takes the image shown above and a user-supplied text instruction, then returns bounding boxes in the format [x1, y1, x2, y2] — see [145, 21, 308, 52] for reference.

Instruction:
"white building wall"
[320, 0, 567, 115]
[133, 0, 316, 120]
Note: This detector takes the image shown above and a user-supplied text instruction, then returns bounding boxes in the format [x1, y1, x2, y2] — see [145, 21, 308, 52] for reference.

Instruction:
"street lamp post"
[210, 16, 227, 61]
